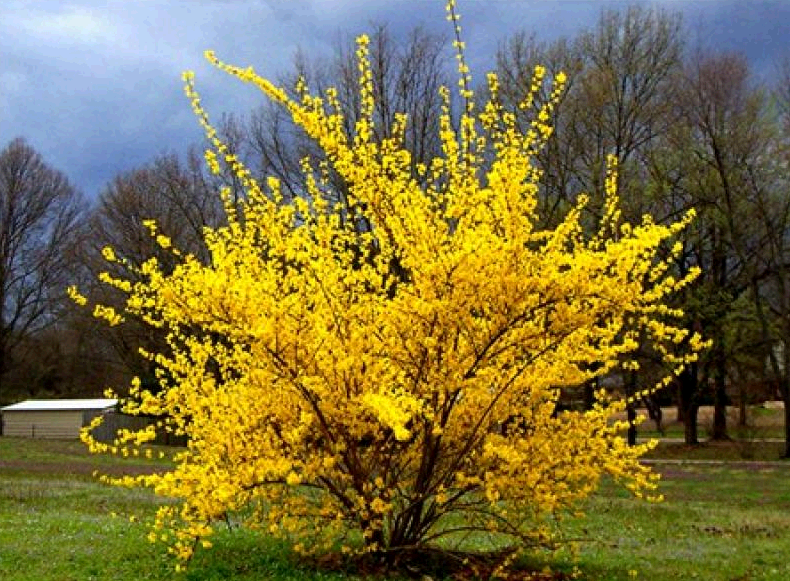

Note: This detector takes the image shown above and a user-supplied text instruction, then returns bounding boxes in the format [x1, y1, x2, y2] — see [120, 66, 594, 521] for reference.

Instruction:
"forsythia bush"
[75, 1, 702, 570]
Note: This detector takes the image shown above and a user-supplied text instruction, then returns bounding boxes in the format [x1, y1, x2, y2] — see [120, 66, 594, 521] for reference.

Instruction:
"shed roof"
[1, 399, 118, 412]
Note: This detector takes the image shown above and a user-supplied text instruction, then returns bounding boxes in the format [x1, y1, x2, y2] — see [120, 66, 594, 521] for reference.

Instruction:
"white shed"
[0, 399, 118, 439]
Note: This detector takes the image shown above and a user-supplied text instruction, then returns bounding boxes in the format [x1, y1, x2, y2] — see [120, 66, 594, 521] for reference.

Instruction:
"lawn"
[1, 436, 789, 580]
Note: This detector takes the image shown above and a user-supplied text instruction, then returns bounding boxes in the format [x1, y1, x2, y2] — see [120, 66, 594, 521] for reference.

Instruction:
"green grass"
[553, 467, 790, 580]
[0, 436, 172, 468]
[2, 436, 790, 580]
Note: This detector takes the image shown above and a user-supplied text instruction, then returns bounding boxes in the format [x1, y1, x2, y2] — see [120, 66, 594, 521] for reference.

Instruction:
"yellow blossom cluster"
[77, 3, 702, 568]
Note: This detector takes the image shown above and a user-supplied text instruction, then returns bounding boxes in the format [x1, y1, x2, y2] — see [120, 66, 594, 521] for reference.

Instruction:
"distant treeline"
[2, 4, 790, 451]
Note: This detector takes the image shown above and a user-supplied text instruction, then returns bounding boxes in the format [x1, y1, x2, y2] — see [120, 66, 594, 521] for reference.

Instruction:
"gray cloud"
[1, 0, 787, 198]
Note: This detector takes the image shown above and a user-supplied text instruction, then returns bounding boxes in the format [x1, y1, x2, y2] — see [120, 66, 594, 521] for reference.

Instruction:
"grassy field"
[2, 434, 790, 580]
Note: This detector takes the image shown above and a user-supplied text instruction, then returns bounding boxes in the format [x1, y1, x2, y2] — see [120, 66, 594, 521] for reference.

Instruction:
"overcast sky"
[2, 0, 789, 199]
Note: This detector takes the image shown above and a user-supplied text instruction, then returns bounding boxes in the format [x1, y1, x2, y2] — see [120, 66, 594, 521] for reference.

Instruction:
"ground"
[2, 405, 790, 580]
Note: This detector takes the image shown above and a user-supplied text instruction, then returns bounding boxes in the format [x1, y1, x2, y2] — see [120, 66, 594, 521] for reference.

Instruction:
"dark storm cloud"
[0, 0, 332, 196]
[1, 0, 787, 198]
[678, 0, 790, 78]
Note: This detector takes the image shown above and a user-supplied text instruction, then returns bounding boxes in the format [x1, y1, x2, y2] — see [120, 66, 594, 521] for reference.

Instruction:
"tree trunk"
[626, 370, 638, 446]
[781, 379, 790, 459]
[783, 398, 790, 460]
[711, 352, 729, 440]
[583, 379, 595, 411]
[627, 404, 637, 446]
[679, 363, 700, 445]
[0, 340, 8, 404]
[684, 406, 699, 445]
[676, 382, 685, 423]
[644, 395, 664, 435]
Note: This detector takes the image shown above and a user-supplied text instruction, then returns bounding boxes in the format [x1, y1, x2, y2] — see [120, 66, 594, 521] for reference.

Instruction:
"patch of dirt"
[306, 548, 576, 581]
[654, 468, 715, 481]
[0, 459, 167, 477]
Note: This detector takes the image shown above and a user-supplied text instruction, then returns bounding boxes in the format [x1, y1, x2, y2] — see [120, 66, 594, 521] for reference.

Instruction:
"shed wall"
[1, 410, 84, 439]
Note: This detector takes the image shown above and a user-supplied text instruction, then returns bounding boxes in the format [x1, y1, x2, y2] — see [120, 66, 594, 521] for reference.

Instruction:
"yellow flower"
[79, 0, 701, 570]
[66, 285, 88, 306]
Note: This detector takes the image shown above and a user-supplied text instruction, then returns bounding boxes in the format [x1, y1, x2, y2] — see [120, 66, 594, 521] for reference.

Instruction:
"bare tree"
[674, 52, 771, 442]
[746, 58, 790, 457]
[234, 24, 450, 205]
[497, 6, 683, 224]
[0, 137, 86, 402]
[495, 33, 586, 228]
[573, 4, 684, 217]
[775, 55, 790, 134]
[90, 150, 221, 266]
[84, 150, 223, 389]
[498, 6, 684, 443]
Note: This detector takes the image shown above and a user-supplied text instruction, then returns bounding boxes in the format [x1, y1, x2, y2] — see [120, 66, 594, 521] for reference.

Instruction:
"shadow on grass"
[186, 529, 593, 581]
[185, 529, 359, 581]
